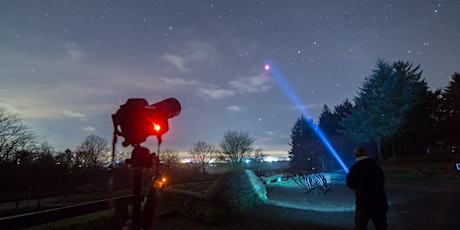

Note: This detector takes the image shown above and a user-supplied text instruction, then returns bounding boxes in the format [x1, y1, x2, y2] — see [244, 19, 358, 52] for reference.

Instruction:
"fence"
[0, 195, 132, 229]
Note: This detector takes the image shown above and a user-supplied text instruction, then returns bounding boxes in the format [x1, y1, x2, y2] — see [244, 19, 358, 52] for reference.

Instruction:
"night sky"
[1, 1, 459, 156]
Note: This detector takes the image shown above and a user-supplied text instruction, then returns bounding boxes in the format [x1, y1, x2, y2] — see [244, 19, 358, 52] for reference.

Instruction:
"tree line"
[289, 59, 459, 171]
[0, 105, 262, 200]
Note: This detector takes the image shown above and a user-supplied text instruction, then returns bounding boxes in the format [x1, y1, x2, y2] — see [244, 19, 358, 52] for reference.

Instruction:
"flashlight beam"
[267, 63, 349, 173]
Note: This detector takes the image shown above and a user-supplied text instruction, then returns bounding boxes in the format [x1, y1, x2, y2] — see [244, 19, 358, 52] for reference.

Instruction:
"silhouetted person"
[347, 146, 388, 230]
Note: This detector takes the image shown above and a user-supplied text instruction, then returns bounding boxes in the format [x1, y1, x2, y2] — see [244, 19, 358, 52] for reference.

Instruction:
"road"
[385, 181, 460, 230]
[150, 181, 460, 230]
[1, 180, 458, 229]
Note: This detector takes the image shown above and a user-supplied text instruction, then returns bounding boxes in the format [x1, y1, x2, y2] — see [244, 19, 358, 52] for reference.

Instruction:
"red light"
[153, 123, 161, 132]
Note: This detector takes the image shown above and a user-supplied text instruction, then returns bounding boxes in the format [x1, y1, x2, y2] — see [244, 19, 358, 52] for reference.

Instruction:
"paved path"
[386, 182, 460, 230]
[150, 181, 460, 230]
[2, 179, 458, 229]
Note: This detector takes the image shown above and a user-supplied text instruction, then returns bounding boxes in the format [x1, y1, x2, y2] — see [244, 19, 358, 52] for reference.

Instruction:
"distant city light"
[265, 156, 278, 162]
[180, 158, 193, 163]
[179, 155, 288, 164]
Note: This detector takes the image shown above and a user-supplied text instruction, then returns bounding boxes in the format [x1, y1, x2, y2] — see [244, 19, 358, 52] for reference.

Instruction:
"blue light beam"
[266, 63, 349, 173]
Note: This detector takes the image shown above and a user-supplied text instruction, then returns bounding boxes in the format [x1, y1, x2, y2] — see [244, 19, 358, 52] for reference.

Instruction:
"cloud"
[161, 54, 189, 72]
[63, 42, 85, 61]
[254, 130, 290, 148]
[227, 105, 242, 112]
[197, 87, 235, 100]
[67, 49, 85, 61]
[62, 110, 86, 118]
[160, 77, 199, 86]
[83, 126, 96, 132]
[229, 74, 271, 93]
[0, 48, 186, 121]
[161, 41, 216, 72]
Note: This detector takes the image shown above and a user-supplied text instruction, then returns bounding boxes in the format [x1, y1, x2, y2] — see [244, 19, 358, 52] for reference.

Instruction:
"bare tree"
[188, 141, 218, 175]
[160, 148, 179, 172]
[34, 141, 56, 167]
[75, 134, 109, 169]
[219, 130, 255, 168]
[253, 147, 266, 162]
[250, 147, 266, 173]
[0, 106, 39, 163]
[55, 149, 75, 168]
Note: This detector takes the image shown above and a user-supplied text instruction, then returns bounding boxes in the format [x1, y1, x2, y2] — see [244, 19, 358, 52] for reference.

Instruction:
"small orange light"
[162, 177, 166, 183]
[153, 123, 161, 132]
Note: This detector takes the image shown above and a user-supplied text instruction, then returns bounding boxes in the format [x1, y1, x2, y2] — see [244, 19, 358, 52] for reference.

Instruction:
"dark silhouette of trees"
[439, 72, 460, 146]
[251, 147, 266, 172]
[188, 141, 218, 175]
[288, 116, 320, 171]
[160, 148, 180, 173]
[0, 106, 39, 163]
[75, 134, 109, 169]
[219, 130, 256, 168]
[72, 135, 109, 187]
[318, 101, 354, 141]
[396, 87, 442, 156]
[0, 107, 131, 201]
[318, 100, 356, 168]
[289, 100, 356, 172]
[55, 149, 75, 168]
[339, 60, 430, 160]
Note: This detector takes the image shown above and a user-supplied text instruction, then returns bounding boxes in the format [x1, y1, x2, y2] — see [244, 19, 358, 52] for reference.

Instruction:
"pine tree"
[318, 105, 336, 136]
[440, 73, 460, 146]
[339, 59, 428, 160]
[318, 100, 356, 168]
[288, 116, 319, 171]
[319, 99, 353, 137]
[397, 88, 442, 156]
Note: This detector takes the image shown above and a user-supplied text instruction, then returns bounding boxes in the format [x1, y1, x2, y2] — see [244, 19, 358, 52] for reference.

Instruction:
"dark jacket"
[346, 156, 388, 213]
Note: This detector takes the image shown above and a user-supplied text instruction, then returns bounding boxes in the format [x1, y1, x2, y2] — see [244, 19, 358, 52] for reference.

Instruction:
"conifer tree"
[339, 59, 428, 160]
[288, 116, 319, 170]
[440, 73, 460, 146]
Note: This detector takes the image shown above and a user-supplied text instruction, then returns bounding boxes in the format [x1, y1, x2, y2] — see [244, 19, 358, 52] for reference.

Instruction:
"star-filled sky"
[1, 0, 459, 156]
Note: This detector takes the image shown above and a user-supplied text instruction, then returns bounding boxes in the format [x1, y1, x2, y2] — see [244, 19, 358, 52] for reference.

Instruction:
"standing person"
[347, 146, 389, 230]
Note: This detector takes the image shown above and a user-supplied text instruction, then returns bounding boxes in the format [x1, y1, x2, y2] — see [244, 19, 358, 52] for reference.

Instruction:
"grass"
[3, 189, 135, 230]
[14, 167, 460, 229]
[23, 209, 124, 230]
[385, 170, 460, 184]
[48, 188, 132, 205]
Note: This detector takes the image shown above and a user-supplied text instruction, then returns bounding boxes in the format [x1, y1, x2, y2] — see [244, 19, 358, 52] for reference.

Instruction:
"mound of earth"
[204, 169, 268, 213]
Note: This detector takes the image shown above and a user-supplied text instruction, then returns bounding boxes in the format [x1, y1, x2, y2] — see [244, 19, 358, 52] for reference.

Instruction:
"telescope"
[112, 98, 181, 147]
